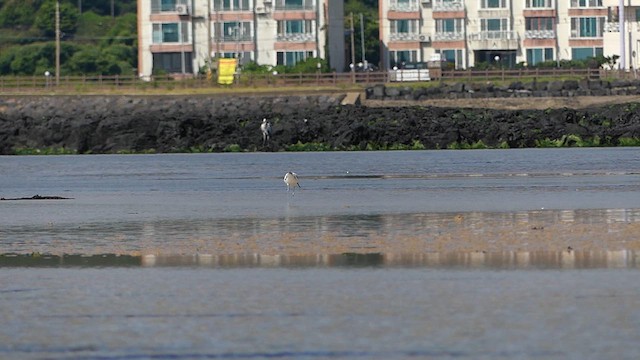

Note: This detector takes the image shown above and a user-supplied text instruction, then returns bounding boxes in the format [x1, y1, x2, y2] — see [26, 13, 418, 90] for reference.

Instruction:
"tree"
[0, 0, 44, 29]
[345, 0, 379, 68]
[34, 0, 80, 38]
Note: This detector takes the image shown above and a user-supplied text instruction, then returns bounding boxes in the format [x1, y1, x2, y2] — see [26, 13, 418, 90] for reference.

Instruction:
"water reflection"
[2, 208, 640, 255]
[1, 250, 637, 269]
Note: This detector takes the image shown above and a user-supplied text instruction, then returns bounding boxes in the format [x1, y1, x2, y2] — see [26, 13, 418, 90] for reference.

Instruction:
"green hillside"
[0, 0, 137, 76]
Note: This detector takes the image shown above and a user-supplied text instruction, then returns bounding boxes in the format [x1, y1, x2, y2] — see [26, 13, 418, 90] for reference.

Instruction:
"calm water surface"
[2, 149, 640, 359]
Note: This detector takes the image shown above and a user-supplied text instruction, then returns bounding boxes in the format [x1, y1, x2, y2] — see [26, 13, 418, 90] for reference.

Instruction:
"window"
[481, 0, 506, 9]
[151, 0, 183, 12]
[571, 47, 603, 60]
[391, 20, 418, 34]
[526, 18, 554, 31]
[481, 18, 509, 31]
[277, 51, 314, 66]
[570, 17, 604, 37]
[526, 0, 552, 7]
[570, 0, 602, 8]
[526, 48, 553, 65]
[436, 19, 463, 33]
[390, 50, 417, 68]
[275, 0, 313, 10]
[437, 49, 464, 69]
[216, 22, 251, 42]
[153, 52, 193, 73]
[152, 23, 189, 43]
[278, 20, 313, 35]
[213, 0, 250, 11]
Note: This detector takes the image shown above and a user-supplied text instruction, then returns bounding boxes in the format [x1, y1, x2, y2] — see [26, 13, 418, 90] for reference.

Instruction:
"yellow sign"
[217, 58, 237, 85]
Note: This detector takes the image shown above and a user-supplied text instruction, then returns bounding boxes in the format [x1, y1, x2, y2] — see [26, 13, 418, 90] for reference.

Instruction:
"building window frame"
[570, 0, 602, 8]
[526, 48, 554, 65]
[570, 17, 605, 38]
[480, 0, 507, 9]
[152, 22, 190, 43]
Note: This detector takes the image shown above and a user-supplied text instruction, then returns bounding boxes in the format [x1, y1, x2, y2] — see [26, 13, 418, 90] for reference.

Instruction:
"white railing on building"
[468, 30, 517, 41]
[389, 33, 430, 41]
[524, 30, 555, 39]
[432, 0, 464, 12]
[433, 32, 465, 41]
[276, 33, 315, 42]
[389, 2, 420, 11]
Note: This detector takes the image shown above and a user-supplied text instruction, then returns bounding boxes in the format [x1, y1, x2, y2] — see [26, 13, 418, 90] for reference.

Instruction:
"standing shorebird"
[283, 172, 301, 194]
[260, 118, 272, 145]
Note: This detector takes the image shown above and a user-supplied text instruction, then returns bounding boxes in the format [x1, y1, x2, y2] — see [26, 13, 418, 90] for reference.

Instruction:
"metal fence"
[0, 68, 635, 94]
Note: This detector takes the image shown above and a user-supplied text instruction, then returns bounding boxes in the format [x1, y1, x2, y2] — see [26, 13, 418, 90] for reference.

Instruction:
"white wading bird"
[260, 118, 272, 145]
[284, 172, 301, 194]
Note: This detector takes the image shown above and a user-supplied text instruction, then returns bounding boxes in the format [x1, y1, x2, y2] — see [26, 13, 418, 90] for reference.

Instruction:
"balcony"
[276, 33, 315, 42]
[433, 1, 464, 12]
[468, 31, 518, 50]
[389, 2, 420, 12]
[524, 30, 556, 39]
[433, 32, 465, 41]
[218, 35, 254, 42]
[390, 33, 431, 42]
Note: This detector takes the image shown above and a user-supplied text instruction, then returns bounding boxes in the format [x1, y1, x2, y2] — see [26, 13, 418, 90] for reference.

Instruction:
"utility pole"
[56, 0, 60, 86]
[350, 12, 355, 71]
[359, 13, 365, 66]
[619, 0, 625, 69]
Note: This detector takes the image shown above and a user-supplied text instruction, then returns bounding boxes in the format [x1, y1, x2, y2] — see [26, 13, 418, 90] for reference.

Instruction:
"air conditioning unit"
[175, 4, 189, 15]
[418, 34, 430, 42]
[255, 6, 267, 14]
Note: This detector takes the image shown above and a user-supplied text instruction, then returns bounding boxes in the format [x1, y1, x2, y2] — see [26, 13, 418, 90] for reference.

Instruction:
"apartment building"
[380, 0, 638, 70]
[137, 0, 345, 79]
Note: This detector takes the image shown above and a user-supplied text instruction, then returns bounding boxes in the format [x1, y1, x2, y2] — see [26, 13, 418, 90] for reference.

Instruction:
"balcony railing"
[432, 1, 464, 12]
[433, 32, 465, 41]
[276, 33, 315, 42]
[390, 33, 430, 41]
[524, 30, 555, 39]
[273, 4, 315, 11]
[217, 35, 254, 42]
[468, 30, 517, 41]
[389, 2, 420, 11]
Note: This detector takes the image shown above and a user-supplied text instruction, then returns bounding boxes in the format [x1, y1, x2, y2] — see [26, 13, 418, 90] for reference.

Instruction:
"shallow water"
[2, 149, 640, 359]
[2, 267, 640, 360]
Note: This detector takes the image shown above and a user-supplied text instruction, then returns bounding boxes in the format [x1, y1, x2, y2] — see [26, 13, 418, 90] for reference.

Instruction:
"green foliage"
[0, 0, 42, 30]
[240, 61, 273, 74]
[535, 135, 601, 148]
[286, 57, 329, 74]
[286, 141, 333, 151]
[618, 137, 640, 146]
[223, 144, 243, 152]
[447, 140, 489, 150]
[0, 1, 136, 76]
[345, 0, 379, 69]
[13, 147, 77, 155]
[35, 0, 79, 38]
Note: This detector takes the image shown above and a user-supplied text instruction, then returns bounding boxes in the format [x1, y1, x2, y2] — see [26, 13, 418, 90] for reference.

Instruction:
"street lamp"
[44, 71, 51, 88]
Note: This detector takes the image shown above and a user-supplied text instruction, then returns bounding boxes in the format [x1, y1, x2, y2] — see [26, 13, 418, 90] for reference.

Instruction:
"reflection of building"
[379, 0, 634, 70]
[137, 0, 344, 78]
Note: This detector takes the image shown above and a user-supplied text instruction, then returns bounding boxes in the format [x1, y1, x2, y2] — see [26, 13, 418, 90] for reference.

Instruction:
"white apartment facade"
[380, 0, 639, 70]
[137, 0, 345, 79]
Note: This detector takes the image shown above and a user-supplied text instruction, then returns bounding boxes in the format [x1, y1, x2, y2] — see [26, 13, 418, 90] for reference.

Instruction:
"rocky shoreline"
[1, 90, 640, 154]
